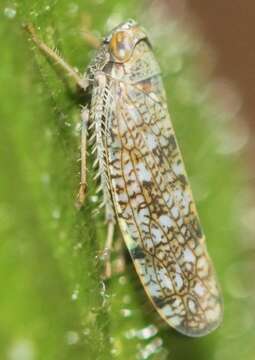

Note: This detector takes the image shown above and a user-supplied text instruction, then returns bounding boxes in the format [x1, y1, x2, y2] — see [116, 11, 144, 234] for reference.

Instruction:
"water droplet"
[124, 328, 137, 339]
[109, 337, 121, 357]
[118, 275, 127, 285]
[75, 122, 81, 134]
[68, 3, 79, 15]
[124, 324, 159, 342]
[29, 10, 38, 18]
[73, 241, 83, 251]
[7, 339, 35, 360]
[71, 286, 80, 301]
[120, 308, 132, 317]
[90, 195, 98, 203]
[111, 348, 118, 356]
[44, 128, 52, 140]
[136, 325, 158, 340]
[52, 208, 61, 220]
[99, 280, 110, 307]
[98, 249, 109, 262]
[139, 337, 163, 359]
[4, 7, 16, 19]
[40, 173, 50, 185]
[66, 331, 79, 345]
[83, 328, 90, 336]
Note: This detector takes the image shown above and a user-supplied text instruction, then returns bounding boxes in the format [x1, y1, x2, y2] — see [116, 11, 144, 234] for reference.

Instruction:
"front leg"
[24, 24, 89, 91]
[76, 108, 89, 208]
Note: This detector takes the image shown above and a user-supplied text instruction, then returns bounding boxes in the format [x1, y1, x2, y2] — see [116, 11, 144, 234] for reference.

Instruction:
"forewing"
[105, 75, 223, 336]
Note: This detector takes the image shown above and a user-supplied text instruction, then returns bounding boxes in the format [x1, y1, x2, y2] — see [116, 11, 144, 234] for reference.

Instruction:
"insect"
[25, 19, 223, 337]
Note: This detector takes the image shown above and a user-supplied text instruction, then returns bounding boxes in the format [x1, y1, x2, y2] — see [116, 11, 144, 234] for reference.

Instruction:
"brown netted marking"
[103, 76, 222, 336]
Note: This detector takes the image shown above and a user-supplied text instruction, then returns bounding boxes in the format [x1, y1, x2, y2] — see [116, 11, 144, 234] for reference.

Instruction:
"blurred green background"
[1, 0, 255, 359]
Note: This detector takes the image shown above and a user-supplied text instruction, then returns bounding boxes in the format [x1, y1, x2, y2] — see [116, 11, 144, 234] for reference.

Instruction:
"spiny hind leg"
[76, 108, 89, 208]
[24, 24, 89, 90]
[102, 221, 115, 279]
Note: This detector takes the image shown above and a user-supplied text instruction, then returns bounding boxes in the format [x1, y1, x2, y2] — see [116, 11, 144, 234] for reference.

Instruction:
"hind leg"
[102, 221, 115, 279]
[76, 108, 89, 208]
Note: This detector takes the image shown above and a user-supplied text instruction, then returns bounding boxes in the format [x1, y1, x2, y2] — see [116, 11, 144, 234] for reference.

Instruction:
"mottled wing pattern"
[104, 74, 222, 336]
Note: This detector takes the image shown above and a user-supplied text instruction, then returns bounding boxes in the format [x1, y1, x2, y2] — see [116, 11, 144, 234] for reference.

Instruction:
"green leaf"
[1, 1, 254, 359]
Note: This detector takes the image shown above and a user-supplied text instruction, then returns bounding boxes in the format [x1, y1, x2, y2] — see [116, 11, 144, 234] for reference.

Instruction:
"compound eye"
[109, 31, 133, 62]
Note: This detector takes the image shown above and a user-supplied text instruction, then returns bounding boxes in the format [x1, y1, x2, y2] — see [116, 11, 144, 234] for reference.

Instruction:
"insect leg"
[103, 221, 115, 279]
[23, 24, 89, 90]
[76, 108, 90, 208]
[113, 234, 126, 275]
[79, 16, 100, 49]
[82, 30, 100, 49]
